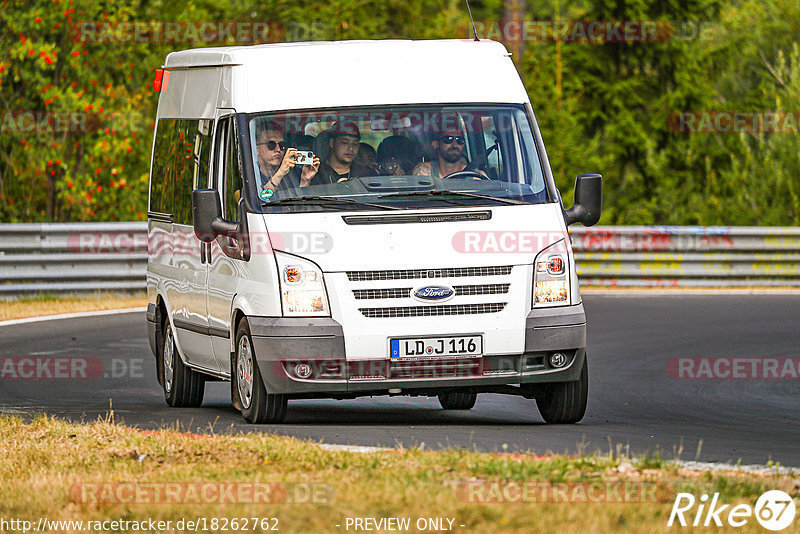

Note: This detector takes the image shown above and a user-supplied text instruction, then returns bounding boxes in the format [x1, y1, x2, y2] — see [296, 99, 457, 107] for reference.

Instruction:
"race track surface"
[1, 295, 798, 466]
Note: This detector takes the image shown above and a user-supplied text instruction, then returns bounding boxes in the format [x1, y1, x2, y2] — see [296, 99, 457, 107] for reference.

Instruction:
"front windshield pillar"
[234, 113, 259, 212]
[524, 102, 559, 203]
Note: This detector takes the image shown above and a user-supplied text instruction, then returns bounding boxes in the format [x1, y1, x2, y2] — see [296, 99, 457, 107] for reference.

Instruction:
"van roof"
[164, 39, 510, 68]
[159, 39, 530, 115]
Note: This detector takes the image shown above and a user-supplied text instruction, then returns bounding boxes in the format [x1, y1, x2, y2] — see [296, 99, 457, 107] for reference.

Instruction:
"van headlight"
[533, 243, 569, 307]
[275, 252, 330, 316]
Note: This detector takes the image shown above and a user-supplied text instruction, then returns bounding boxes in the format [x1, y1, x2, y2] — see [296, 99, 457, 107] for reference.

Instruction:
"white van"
[145, 39, 602, 424]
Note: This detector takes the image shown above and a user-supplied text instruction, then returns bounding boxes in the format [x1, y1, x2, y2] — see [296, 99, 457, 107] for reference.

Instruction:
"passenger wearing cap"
[314, 121, 377, 184]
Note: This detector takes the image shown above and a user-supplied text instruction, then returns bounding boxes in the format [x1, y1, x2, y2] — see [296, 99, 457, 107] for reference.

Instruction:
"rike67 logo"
[669, 490, 796, 530]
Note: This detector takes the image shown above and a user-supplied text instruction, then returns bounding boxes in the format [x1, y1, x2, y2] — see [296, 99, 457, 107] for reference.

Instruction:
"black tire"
[535, 357, 588, 424]
[438, 391, 478, 410]
[162, 319, 205, 407]
[233, 319, 287, 424]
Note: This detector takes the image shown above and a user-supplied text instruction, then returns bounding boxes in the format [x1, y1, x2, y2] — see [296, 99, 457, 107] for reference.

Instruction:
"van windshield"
[248, 105, 550, 212]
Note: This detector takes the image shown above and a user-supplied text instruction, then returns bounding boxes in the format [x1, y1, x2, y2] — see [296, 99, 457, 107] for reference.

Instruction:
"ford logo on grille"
[412, 285, 455, 302]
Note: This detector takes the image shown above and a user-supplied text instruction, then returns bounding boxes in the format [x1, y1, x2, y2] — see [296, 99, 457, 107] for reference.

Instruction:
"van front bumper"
[249, 304, 587, 396]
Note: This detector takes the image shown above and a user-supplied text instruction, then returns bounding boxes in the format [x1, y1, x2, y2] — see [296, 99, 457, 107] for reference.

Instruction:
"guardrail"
[571, 226, 800, 287]
[1, 223, 799, 296]
[0, 223, 147, 295]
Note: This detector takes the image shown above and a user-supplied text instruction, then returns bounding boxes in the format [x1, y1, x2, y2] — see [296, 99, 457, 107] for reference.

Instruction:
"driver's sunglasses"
[257, 140, 287, 151]
[439, 135, 465, 146]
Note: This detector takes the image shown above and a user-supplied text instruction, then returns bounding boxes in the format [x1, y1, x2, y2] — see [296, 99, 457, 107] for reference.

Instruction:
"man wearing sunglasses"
[412, 128, 485, 179]
[256, 121, 320, 193]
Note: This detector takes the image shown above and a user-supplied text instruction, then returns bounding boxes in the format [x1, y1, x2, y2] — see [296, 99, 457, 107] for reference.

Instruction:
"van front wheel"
[233, 320, 287, 424]
[535, 357, 588, 424]
[162, 321, 205, 407]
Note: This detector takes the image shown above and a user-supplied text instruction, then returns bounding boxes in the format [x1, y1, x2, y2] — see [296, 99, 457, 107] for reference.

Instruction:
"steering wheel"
[444, 169, 490, 180]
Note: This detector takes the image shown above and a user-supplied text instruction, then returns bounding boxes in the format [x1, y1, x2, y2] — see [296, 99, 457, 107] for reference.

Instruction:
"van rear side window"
[149, 118, 213, 223]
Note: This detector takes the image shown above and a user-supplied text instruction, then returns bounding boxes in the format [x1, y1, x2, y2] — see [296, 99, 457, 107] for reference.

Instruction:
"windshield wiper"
[263, 195, 402, 211]
[379, 190, 526, 205]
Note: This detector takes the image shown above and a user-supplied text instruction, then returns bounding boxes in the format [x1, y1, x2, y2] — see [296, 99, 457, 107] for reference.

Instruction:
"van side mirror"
[192, 189, 238, 242]
[564, 174, 602, 227]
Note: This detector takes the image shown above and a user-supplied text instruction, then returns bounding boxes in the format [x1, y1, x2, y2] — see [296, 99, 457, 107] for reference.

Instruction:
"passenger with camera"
[256, 120, 320, 194]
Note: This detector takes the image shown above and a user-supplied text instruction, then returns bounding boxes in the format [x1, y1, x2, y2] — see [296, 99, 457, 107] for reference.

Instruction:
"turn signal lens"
[547, 255, 565, 275]
[284, 266, 302, 284]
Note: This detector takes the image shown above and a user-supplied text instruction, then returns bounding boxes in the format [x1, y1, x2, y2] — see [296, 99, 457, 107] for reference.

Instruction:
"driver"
[412, 128, 485, 179]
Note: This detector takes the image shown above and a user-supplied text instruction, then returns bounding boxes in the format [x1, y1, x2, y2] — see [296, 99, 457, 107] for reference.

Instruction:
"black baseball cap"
[329, 121, 361, 139]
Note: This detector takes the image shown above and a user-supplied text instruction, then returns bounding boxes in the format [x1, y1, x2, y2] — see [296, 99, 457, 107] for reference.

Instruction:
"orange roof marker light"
[153, 69, 170, 92]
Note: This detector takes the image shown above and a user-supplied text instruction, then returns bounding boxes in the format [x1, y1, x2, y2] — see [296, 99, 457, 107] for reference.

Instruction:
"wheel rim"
[237, 335, 254, 409]
[163, 326, 175, 393]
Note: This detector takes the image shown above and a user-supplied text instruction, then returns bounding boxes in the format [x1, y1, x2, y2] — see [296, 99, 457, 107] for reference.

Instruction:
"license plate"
[390, 336, 483, 358]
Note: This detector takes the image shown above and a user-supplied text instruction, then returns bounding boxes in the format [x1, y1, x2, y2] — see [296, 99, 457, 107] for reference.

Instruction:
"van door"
[169, 119, 219, 373]
[207, 114, 246, 376]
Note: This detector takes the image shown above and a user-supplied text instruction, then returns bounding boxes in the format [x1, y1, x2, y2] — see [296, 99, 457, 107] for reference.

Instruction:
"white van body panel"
[163, 40, 528, 113]
[157, 67, 232, 119]
[262, 203, 568, 271]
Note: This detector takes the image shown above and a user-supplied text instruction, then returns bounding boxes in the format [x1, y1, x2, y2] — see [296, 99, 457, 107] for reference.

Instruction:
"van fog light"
[535, 280, 568, 303]
[549, 352, 568, 368]
[295, 363, 312, 379]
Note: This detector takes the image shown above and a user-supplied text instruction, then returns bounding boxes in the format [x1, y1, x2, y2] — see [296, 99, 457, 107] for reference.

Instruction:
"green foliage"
[0, 0, 797, 224]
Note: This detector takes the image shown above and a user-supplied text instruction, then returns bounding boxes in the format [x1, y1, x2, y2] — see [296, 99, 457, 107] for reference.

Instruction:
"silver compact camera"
[291, 150, 315, 165]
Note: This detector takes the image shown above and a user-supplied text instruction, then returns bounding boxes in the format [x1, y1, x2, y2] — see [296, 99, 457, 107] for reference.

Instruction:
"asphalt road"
[1, 294, 799, 466]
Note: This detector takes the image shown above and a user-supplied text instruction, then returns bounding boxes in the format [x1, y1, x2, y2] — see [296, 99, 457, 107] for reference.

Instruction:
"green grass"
[0, 415, 795, 533]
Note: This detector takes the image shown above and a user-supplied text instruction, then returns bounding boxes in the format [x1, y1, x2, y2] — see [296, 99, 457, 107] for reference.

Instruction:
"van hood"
[260, 203, 569, 271]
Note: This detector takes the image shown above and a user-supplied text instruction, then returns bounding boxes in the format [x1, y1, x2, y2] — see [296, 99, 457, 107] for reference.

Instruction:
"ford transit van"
[145, 39, 602, 424]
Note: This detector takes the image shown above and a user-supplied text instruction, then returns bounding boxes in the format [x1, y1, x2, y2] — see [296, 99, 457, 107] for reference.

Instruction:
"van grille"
[352, 283, 510, 300]
[453, 283, 510, 296]
[353, 288, 412, 300]
[346, 266, 513, 282]
[388, 357, 482, 379]
[359, 303, 506, 318]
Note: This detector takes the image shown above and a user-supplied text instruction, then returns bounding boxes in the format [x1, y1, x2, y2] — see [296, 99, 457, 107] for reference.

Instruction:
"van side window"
[217, 118, 242, 222]
[193, 119, 214, 190]
[149, 118, 214, 224]
[149, 119, 178, 216]
[175, 119, 214, 225]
